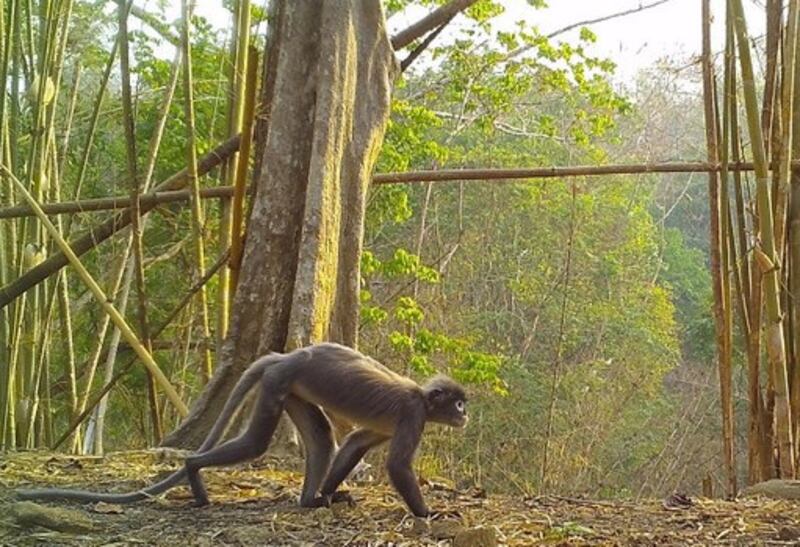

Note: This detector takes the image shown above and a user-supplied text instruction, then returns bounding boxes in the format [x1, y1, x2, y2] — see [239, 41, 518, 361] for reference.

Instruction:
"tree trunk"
[162, 0, 397, 449]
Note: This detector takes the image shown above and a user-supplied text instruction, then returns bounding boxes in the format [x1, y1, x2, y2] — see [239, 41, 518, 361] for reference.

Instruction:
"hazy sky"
[179, 0, 766, 83]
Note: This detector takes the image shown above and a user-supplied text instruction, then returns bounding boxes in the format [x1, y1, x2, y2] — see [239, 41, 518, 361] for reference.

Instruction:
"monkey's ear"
[426, 388, 445, 404]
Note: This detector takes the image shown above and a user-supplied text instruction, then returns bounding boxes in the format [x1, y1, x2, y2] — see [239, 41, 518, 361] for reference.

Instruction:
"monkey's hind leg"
[285, 395, 335, 507]
[184, 385, 286, 506]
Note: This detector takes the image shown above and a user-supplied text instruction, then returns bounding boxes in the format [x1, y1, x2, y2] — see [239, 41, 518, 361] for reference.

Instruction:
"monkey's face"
[425, 388, 468, 428]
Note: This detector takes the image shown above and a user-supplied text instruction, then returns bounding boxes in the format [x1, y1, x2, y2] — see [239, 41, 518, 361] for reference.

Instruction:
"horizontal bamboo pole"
[0, 186, 236, 219]
[372, 159, 800, 184]
[2, 159, 797, 220]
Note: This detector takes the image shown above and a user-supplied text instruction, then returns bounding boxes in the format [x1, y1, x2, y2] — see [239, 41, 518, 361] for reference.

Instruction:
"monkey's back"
[287, 343, 423, 434]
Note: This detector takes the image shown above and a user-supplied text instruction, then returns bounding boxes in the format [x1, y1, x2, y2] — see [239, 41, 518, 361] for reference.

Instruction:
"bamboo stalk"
[143, 52, 182, 194]
[58, 65, 80, 175]
[180, 0, 213, 381]
[90, 256, 135, 454]
[229, 45, 258, 294]
[775, 0, 800, 259]
[71, 239, 131, 452]
[47, 138, 79, 443]
[727, 23, 769, 481]
[0, 166, 189, 417]
[0, 0, 16, 145]
[763, 0, 782, 161]
[777, 0, 800, 463]
[372, 160, 800, 184]
[788, 0, 800, 463]
[219, 0, 252, 339]
[731, 0, 796, 477]
[65, 7, 127, 235]
[26, 283, 57, 446]
[0, 0, 19, 449]
[2, 0, 23, 446]
[703, 0, 735, 497]
[118, 0, 162, 443]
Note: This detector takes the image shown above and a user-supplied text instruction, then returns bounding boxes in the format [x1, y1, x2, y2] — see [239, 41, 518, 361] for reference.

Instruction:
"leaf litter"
[1, 451, 800, 545]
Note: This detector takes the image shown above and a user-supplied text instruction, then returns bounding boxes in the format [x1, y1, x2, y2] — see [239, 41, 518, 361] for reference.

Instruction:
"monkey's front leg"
[304, 429, 387, 510]
[319, 429, 387, 497]
[386, 417, 430, 517]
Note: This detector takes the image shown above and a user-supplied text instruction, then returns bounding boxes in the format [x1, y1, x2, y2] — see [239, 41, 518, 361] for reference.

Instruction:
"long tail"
[196, 353, 280, 452]
[15, 468, 188, 503]
[15, 353, 282, 503]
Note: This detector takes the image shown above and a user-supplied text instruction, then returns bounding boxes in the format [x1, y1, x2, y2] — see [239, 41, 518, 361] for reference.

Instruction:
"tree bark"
[162, 0, 397, 448]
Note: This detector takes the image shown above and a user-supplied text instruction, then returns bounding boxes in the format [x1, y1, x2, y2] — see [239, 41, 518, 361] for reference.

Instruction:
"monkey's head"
[422, 375, 468, 428]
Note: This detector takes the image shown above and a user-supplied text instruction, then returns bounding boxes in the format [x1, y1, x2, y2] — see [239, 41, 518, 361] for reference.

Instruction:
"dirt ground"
[1, 450, 800, 546]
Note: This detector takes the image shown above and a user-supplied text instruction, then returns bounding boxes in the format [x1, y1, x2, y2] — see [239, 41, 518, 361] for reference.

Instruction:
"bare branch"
[391, 0, 479, 50]
[400, 13, 454, 72]
[547, 0, 671, 39]
[506, 0, 673, 62]
[130, 4, 179, 46]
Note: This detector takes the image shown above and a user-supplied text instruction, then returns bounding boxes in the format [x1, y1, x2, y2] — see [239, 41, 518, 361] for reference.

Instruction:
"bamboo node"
[754, 247, 778, 273]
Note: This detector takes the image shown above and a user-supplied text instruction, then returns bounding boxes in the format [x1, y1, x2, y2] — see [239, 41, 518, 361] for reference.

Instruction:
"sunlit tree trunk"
[163, 0, 397, 448]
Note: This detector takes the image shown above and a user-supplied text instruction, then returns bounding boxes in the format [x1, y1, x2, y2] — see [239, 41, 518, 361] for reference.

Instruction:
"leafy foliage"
[2, 0, 717, 498]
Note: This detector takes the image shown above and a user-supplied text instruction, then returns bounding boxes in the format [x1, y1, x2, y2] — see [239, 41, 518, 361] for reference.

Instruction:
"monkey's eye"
[455, 400, 465, 413]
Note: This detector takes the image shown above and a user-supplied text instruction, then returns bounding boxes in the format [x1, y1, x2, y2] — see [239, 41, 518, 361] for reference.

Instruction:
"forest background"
[0, 0, 760, 501]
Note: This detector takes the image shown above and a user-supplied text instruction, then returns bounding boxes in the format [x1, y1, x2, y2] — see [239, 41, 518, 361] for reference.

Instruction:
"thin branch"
[400, 14, 454, 72]
[505, 0, 673, 63]
[391, 0, 478, 50]
[129, 4, 179, 46]
[547, 0, 672, 39]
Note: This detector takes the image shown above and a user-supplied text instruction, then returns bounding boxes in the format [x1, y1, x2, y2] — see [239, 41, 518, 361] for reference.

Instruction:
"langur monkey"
[17, 343, 469, 517]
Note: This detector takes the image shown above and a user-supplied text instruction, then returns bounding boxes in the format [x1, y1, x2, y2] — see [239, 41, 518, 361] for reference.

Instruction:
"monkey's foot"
[305, 490, 356, 509]
[189, 498, 211, 508]
[329, 490, 356, 507]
